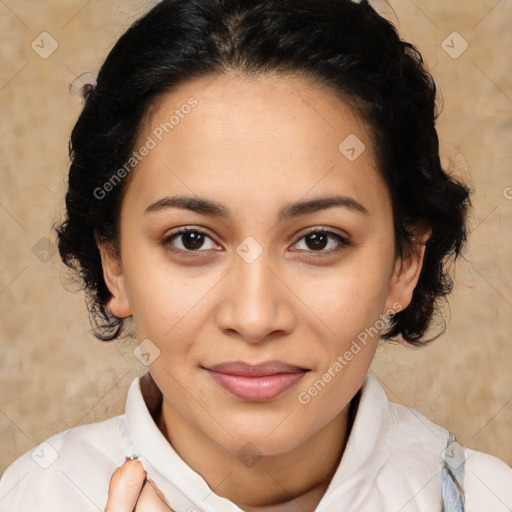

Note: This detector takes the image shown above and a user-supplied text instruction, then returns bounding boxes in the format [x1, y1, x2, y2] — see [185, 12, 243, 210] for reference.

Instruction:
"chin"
[206, 420, 309, 458]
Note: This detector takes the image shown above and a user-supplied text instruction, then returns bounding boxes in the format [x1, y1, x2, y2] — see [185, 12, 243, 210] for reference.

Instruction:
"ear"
[96, 236, 132, 319]
[384, 225, 432, 314]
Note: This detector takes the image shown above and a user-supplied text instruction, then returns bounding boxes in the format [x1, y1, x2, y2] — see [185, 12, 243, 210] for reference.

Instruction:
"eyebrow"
[144, 194, 369, 220]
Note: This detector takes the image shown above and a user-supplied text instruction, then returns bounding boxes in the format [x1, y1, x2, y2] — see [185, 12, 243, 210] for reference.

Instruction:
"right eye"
[161, 227, 221, 254]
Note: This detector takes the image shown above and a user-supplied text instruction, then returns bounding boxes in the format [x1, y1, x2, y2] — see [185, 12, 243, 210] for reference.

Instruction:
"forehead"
[123, 72, 389, 218]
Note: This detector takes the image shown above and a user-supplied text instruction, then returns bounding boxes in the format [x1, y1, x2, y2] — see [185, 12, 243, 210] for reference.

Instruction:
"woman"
[0, 0, 510, 510]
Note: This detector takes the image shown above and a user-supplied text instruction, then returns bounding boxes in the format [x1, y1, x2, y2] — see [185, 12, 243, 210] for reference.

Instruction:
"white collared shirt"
[0, 372, 510, 511]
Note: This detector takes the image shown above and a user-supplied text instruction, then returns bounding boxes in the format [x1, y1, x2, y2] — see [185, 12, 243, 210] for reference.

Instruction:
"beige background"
[0, 0, 511, 475]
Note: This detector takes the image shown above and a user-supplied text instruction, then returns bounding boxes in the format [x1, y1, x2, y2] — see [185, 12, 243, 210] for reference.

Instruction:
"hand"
[105, 458, 174, 511]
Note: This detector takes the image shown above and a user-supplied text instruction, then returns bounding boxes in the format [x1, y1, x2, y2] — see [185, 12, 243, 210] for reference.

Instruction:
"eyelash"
[161, 226, 351, 258]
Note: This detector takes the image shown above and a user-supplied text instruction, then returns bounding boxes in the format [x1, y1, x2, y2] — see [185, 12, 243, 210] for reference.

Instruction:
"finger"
[135, 479, 174, 512]
[105, 459, 147, 512]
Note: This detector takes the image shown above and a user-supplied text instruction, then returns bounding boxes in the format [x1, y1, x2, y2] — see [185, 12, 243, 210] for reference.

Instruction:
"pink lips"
[203, 360, 309, 402]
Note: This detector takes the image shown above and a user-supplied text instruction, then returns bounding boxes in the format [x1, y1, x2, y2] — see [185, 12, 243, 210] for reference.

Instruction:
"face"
[98, 71, 426, 456]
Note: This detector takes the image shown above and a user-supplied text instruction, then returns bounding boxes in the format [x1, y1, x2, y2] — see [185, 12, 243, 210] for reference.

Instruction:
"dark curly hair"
[53, 0, 471, 344]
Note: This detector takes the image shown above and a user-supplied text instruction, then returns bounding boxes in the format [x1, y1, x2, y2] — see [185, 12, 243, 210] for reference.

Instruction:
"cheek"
[122, 251, 203, 342]
[303, 259, 391, 338]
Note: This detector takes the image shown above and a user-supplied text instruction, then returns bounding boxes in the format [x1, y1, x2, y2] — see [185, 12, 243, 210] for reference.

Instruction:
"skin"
[99, 71, 430, 511]
[105, 459, 171, 511]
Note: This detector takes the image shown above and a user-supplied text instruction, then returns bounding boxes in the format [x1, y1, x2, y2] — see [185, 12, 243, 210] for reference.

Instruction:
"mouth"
[201, 360, 310, 402]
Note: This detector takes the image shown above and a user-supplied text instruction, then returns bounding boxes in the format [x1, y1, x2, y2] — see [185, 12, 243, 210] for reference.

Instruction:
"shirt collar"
[316, 373, 392, 508]
[124, 371, 236, 510]
[125, 371, 392, 511]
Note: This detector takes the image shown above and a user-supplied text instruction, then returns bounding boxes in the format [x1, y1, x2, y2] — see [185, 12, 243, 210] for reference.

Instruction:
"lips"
[202, 360, 309, 402]
[206, 360, 308, 376]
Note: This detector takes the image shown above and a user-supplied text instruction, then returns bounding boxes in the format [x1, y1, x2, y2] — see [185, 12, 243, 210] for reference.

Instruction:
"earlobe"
[385, 228, 431, 313]
[96, 239, 132, 319]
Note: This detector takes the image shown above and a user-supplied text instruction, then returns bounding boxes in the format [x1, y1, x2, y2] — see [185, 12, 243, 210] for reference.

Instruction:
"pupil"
[183, 231, 204, 250]
[306, 233, 327, 251]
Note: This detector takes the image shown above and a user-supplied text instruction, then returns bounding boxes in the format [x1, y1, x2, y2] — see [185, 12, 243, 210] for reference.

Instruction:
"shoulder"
[387, 400, 449, 446]
[464, 448, 512, 511]
[342, 376, 451, 510]
[366, 374, 451, 456]
[367, 380, 512, 510]
[0, 415, 127, 512]
[385, 400, 512, 510]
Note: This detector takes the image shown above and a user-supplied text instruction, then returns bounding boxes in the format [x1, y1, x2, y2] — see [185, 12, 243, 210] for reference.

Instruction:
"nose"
[215, 250, 296, 343]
